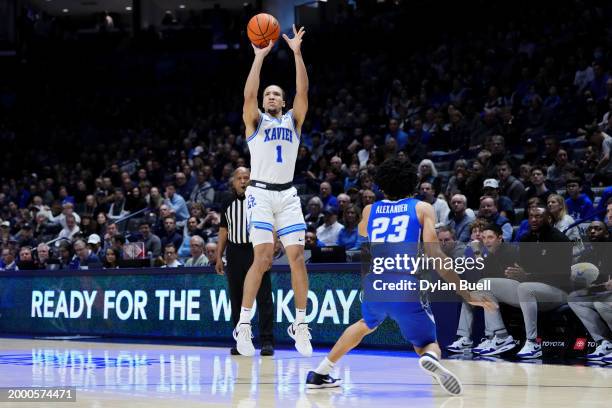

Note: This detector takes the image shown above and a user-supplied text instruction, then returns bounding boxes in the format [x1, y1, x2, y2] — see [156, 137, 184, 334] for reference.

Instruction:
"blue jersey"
[361, 198, 436, 346]
[366, 198, 422, 271]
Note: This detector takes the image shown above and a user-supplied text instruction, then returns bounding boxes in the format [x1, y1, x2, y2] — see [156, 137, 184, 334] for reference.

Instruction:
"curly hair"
[374, 158, 417, 200]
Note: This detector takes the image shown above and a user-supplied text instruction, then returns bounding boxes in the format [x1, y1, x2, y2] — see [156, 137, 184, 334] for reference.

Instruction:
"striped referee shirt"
[220, 194, 249, 244]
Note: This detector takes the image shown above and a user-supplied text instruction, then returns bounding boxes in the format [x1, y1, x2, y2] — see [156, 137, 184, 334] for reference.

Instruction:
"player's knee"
[253, 253, 273, 272]
[287, 251, 304, 265]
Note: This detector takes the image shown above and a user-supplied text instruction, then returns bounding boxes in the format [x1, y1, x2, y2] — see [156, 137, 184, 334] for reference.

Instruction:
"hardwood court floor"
[0, 338, 610, 407]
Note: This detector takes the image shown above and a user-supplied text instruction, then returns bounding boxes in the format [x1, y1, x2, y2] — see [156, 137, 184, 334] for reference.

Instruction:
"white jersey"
[247, 110, 299, 184]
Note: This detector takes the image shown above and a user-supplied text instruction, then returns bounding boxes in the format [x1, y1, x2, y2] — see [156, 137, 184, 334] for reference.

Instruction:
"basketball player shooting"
[234, 24, 312, 357]
[306, 159, 497, 394]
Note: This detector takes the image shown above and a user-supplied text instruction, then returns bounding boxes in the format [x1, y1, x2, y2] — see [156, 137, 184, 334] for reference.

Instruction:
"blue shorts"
[361, 300, 437, 348]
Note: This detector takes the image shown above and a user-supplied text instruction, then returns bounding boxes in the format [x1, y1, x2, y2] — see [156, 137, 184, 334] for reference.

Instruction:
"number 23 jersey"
[366, 198, 422, 271]
[246, 110, 300, 185]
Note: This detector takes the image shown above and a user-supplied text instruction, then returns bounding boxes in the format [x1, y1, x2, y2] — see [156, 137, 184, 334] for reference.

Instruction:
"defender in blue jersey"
[307, 159, 497, 395]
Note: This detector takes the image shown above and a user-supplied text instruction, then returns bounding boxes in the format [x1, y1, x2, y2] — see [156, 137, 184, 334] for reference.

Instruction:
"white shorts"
[245, 185, 306, 247]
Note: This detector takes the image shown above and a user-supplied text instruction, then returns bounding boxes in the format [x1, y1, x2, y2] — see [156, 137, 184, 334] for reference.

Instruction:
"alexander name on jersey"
[375, 203, 408, 214]
[263, 127, 294, 143]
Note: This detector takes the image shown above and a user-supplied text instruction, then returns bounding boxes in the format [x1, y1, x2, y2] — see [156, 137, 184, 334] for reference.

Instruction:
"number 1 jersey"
[246, 110, 300, 184]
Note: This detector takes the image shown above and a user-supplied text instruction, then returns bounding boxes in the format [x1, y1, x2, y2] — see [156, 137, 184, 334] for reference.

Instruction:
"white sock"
[295, 308, 306, 324]
[425, 350, 440, 361]
[315, 357, 335, 375]
[239, 307, 252, 325]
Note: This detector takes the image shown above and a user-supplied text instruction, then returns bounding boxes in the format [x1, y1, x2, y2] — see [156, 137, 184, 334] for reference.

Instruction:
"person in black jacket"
[473, 207, 571, 359]
[568, 221, 612, 360]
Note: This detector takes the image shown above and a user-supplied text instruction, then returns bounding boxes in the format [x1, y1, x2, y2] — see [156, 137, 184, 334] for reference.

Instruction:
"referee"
[216, 167, 274, 356]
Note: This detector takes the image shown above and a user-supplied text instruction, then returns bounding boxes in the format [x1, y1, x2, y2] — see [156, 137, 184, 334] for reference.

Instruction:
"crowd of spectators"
[1, 0, 612, 271]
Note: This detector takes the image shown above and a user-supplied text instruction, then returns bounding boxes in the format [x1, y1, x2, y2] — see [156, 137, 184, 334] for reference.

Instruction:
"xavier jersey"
[246, 110, 300, 184]
[367, 198, 422, 272]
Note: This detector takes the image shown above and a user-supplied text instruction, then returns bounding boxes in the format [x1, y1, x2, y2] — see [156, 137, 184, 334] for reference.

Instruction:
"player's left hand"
[605, 277, 612, 291]
[282, 24, 305, 54]
[466, 291, 498, 312]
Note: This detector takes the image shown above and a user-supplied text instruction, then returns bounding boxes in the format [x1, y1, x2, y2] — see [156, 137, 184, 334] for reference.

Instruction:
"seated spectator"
[568, 224, 612, 359]
[17, 246, 37, 270]
[0, 247, 18, 271]
[417, 159, 442, 195]
[607, 200, 612, 229]
[446, 194, 476, 243]
[57, 214, 80, 242]
[445, 160, 469, 198]
[588, 122, 612, 184]
[316, 207, 344, 246]
[15, 223, 37, 248]
[102, 221, 118, 253]
[360, 189, 377, 208]
[160, 217, 183, 250]
[305, 197, 325, 229]
[565, 178, 594, 221]
[52, 201, 81, 229]
[475, 207, 571, 359]
[102, 248, 121, 269]
[34, 243, 58, 270]
[305, 227, 324, 250]
[437, 227, 466, 259]
[482, 178, 515, 223]
[343, 163, 360, 191]
[137, 221, 162, 258]
[57, 241, 73, 269]
[125, 187, 147, 214]
[111, 234, 126, 259]
[72, 239, 103, 270]
[206, 242, 219, 266]
[337, 193, 351, 221]
[87, 234, 102, 258]
[108, 189, 129, 221]
[524, 165, 556, 203]
[0, 220, 13, 247]
[96, 212, 109, 237]
[162, 244, 182, 268]
[184, 236, 209, 267]
[190, 170, 215, 207]
[319, 181, 338, 212]
[165, 184, 189, 222]
[547, 194, 580, 241]
[547, 149, 572, 189]
[478, 196, 513, 242]
[497, 161, 525, 207]
[419, 181, 450, 228]
[337, 205, 360, 250]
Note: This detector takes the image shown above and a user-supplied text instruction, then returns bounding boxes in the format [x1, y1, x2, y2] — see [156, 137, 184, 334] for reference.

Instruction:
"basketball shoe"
[288, 322, 313, 357]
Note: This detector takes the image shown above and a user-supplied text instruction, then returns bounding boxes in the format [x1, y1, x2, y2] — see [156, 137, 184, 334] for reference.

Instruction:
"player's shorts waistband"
[250, 180, 293, 191]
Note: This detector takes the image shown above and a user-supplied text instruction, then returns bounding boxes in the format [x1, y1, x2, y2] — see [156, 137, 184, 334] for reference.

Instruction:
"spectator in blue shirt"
[337, 205, 360, 250]
[385, 118, 409, 150]
[565, 178, 594, 221]
[165, 184, 189, 222]
[319, 182, 338, 212]
[595, 186, 612, 221]
[72, 239, 103, 270]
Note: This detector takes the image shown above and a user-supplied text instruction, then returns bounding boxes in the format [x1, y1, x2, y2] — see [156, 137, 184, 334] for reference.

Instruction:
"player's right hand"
[252, 40, 274, 57]
[215, 260, 224, 275]
[466, 291, 498, 312]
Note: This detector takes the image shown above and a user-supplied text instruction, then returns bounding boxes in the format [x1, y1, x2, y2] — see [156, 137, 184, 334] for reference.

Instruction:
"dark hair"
[497, 160, 512, 170]
[565, 177, 582, 186]
[374, 159, 417, 200]
[103, 248, 121, 268]
[437, 226, 456, 237]
[482, 223, 503, 236]
[138, 220, 151, 228]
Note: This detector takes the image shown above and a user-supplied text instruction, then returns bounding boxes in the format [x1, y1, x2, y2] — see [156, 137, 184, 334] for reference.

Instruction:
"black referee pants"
[226, 243, 274, 345]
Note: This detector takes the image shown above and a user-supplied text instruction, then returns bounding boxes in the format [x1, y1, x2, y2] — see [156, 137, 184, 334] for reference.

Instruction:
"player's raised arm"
[418, 201, 497, 311]
[283, 25, 308, 132]
[243, 41, 275, 135]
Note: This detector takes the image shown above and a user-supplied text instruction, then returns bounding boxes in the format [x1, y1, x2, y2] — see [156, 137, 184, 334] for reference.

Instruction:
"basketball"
[247, 13, 280, 48]
[570, 262, 599, 286]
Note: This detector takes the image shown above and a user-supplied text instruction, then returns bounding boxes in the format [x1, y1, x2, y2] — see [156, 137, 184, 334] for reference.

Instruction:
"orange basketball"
[247, 13, 280, 48]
